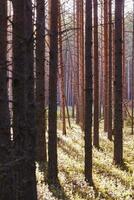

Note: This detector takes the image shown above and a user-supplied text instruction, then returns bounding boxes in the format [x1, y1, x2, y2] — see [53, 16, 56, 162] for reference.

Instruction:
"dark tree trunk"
[93, 0, 99, 148]
[36, 0, 47, 163]
[84, 0, 93, 185]
[108, 0, 113, 141]
[114, 0, 123, 166]
[0, 1, 13, 199]
[12, 0, 37, 199]
[48, 0, 58, 184]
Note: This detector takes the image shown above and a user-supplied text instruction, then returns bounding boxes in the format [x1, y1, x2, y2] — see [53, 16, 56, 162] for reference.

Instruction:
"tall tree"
[58, 1, 66, 135]
[131, 0, 134, 135]
[76, 0, 80, 124]
[36, 0, 47, 162]
[108, 0, 113, 140]
[79, 0, 84, 129]
[84, 0, 93, 184]
[0, 0, 13, 199]
[114, 0, 123, 166]
[104, 0, 109, 132]
[48, 0, 59, 183]
[12, 0, 37, 198]
[93, 0, 99, 148]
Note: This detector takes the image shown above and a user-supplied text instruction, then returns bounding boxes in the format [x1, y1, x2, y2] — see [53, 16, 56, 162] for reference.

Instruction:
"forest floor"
[37, 119, 134, 200]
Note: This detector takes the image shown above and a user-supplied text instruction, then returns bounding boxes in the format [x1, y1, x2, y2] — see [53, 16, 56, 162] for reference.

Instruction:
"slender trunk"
[85, 0, 93, 185]
[58, 1, 66, 135]
[114, 0, 123, 166]
[131, 0, 134, 135]
[36, 0, 46, 162]
[108, 0, 113, 140]
[104, 0, 109, 132]
[48, 0, 59, 184]
[0, 1, 13, 199]
[93, 0, 99, 148]
[79, 0, 84, 129]
[76, 0, 80, 124]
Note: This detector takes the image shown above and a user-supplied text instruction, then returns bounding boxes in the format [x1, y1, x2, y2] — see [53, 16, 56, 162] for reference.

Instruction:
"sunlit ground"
[36, 117, 134, 200]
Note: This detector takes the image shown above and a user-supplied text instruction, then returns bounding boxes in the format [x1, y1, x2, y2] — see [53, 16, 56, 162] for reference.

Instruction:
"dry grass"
[37, 119, 134, 200]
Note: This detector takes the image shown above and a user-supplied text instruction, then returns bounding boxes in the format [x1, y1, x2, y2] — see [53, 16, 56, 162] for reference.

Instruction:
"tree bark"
[114, 0, 123, 166]
[12, 0, 37, 198]
[84, 0, 93, 185]
[104, 0, 109, 132]
[93, 0, 99, 148]
[48, 0, 59, 184]
[0, 1, 13, 199]
[108, 0, 113, 140]
[36, 0, 47, 163]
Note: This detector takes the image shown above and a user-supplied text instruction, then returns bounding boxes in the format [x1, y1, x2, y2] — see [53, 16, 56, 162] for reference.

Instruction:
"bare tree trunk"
[93, 0, 99, 148]
[58, 1, 66, 135]
[104, 0, 109, 132]
[84, 0, 93, 185]
[108, 0, 113, 140]
[131, 0, 134, 135]
[76, 0, 80, 124]
[12, 0, 37, 198]
[114, 0, 123, 166]
[48, 0, 59, 184]
[79, 0, 84, 129]
[0, 1, 13, 199]
[36, 0, 47, 163]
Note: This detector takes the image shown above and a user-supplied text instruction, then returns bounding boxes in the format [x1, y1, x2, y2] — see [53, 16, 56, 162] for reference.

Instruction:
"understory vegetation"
[37, 120, 134, 200]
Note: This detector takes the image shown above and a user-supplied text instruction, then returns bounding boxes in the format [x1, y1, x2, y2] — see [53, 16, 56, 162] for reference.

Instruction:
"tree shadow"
[48, 179, 69, 200]
[58, 136, 83, 161]
[119, 161, 133, 174]
[37, 161, 47, 183]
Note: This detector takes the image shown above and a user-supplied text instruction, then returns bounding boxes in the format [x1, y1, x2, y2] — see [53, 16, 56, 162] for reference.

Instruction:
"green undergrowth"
[37, 120, 134, 200]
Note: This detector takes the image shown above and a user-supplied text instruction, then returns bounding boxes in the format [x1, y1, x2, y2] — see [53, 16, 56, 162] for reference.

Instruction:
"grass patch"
[37, 120, 134, 200]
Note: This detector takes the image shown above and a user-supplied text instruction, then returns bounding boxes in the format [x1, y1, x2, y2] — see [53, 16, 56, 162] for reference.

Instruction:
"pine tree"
[12, 0, 37, 198]
[84, 0, 93, 184]
[93, 0, 99, 148]
[114, 0, 124, 166]
[36, 0, 47, 163]
[0, 1, 13, 199]
[48, 0, 59, 184]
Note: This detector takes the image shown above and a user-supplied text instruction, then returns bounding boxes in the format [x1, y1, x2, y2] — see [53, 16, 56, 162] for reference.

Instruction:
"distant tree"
[104, 0, 109, 132]
[12, 0, 37, 198]
[79, 0, 84, 129]
[36, 0, 47, 163]
[48, 0, 59, 184]
[114, 0, 124, 166]
[0, 0, 13, 199]
[58, 1, 66, 135]
[131, 0, 134, 135]
[84, 0, 93, 184]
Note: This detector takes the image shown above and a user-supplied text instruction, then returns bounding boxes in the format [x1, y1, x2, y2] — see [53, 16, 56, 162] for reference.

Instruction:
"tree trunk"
[12, 0, 37, 198]
[84, 0, 93, 185]
[48, 0, 59, 184]
[58, 1, 66, 135]
[108, 0, 113, 140]
[93, 0, 99, 148]
[36, 0, 47, 163]
[0, 1, 13, 199]
[114, 0, 123, 166]
[104, 0, 109, 132]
